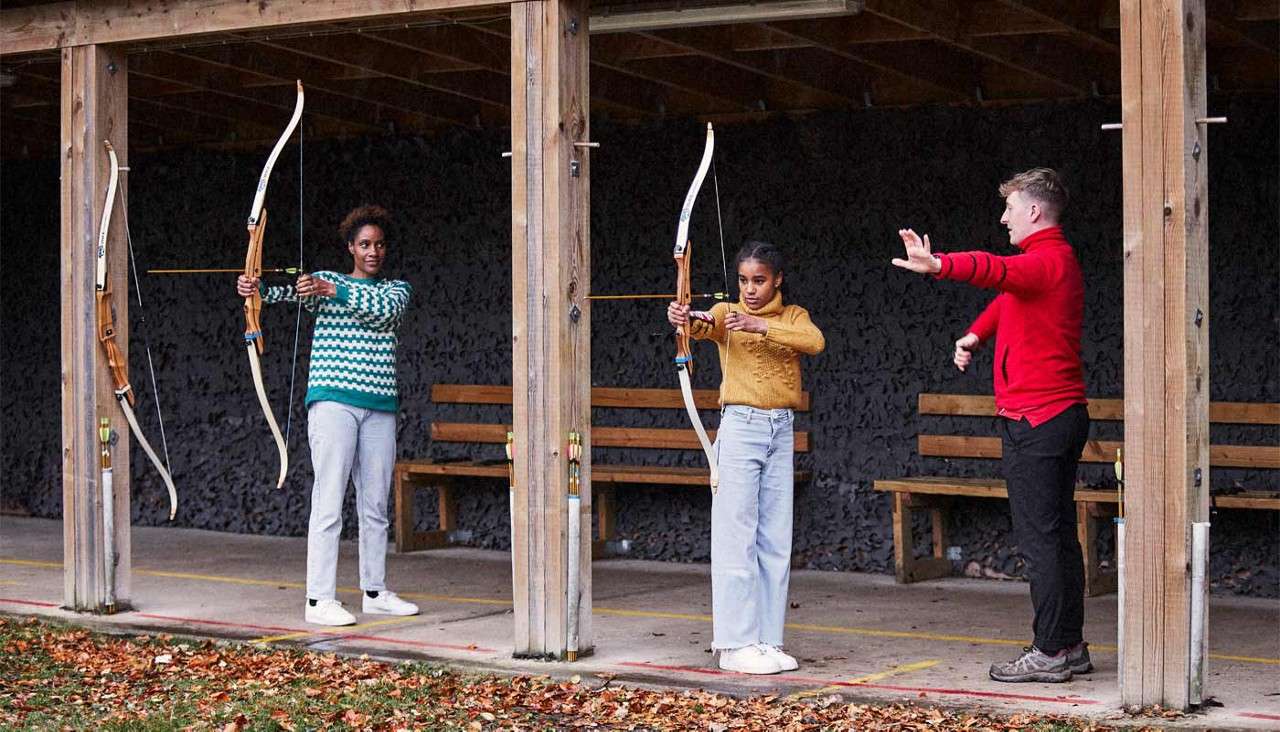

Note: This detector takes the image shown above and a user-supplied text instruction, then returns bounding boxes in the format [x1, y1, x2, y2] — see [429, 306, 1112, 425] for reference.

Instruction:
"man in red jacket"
[892, 168, 1092, 683]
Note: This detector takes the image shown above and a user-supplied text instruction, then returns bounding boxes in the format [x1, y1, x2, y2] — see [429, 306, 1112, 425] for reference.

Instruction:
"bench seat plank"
[873, 476, 1120, 503]
[1212, 494, 1280, 510]
[397, 460, 810, 487]
[398, 461, 508, 479]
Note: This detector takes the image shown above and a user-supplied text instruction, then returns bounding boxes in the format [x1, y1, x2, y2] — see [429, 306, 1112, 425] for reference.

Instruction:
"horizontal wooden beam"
[432, 421, 811, 452]
[919, 435, 1279, 469]
[917, 393, 1280, 424]
[430, 384, 811, 411]
[1, 0, 503, 57]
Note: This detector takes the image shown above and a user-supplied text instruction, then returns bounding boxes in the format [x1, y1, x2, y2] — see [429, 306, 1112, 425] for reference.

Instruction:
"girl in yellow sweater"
[667, 240, 824, 675]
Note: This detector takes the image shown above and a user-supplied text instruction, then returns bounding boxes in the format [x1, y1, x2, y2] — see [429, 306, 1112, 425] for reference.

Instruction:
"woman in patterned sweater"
[237, 204, 417, 626]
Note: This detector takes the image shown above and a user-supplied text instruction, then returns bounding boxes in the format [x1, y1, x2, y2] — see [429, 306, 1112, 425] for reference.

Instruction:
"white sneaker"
[756, 643, 799, 671]
[718, 645, 782, 675]
[362, 590, 419, 616]
[305, 599, 356, 626]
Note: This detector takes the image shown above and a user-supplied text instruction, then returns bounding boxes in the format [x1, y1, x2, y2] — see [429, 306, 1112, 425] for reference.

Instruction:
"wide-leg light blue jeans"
[711, 404, 795, 650]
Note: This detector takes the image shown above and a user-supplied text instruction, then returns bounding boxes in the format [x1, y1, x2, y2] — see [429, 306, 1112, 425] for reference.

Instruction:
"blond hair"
[999, 168, 1068, 221]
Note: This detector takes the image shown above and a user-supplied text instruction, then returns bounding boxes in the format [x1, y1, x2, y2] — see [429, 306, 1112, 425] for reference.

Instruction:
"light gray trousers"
[305, 401, 397, 600]
[711, 404, 795, 650]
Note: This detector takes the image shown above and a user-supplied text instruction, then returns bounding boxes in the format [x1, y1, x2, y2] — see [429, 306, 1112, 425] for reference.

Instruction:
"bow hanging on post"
[96, 140, 179, 520]
[672, 123, 723, 492]
[243, 80, 304, 490]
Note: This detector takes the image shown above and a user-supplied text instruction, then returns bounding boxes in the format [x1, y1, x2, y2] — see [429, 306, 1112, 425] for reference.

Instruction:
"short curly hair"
[999, 168, 1068, 221]
[338, 204, 392, 245]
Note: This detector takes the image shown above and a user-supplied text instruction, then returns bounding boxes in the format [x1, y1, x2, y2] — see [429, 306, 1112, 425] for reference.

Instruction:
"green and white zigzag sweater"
[263, 271, 412, 413]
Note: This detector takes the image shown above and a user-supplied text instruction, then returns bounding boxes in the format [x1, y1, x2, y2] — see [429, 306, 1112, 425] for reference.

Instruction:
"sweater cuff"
[333, 283, 350, 304]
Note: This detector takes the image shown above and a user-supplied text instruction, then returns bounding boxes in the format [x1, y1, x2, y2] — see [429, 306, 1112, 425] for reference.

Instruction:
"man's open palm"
[892, 229, 940, 274]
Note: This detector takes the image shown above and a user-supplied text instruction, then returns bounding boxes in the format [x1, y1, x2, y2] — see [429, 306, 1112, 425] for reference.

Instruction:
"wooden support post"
[1118, 0, 1211, 709]
[510, 0, 592, 659]
[61, 44, 130, 611]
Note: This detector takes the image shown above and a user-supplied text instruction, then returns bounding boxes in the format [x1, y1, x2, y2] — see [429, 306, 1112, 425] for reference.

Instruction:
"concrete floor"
[1, 516, 1276, 729]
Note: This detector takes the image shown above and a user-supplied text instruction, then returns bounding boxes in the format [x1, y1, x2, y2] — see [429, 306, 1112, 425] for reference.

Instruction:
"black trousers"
[1000, 403, 1091, 655]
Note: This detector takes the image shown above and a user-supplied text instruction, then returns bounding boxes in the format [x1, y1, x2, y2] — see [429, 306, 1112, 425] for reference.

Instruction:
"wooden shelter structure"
[2, 0, 1276, 711]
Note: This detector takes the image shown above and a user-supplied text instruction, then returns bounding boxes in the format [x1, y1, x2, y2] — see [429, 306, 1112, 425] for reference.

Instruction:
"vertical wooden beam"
[1119, 0, 1210, 709]
[510, 0, 592, 658]
[61, 44, 131, 611]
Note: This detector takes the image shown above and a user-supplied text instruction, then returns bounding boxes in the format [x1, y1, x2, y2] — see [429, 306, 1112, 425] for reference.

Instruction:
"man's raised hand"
[892, 229, 942, 274]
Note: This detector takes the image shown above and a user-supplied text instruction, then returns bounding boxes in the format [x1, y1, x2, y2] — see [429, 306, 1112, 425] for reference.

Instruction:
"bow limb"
[117, 396, 178, 520]
[243, 81, 303, 490]
[247, 344, 289, 490]
[673, 123, 719, 491]
[97, 140, 179, 519]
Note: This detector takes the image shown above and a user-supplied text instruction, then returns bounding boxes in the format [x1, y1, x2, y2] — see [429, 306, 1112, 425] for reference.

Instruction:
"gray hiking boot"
[1066, 642, 1093, 674]
[989, 646, 1072, 683]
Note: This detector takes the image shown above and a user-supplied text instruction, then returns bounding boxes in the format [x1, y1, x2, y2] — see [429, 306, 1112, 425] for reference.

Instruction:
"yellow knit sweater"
[688, 291, 824, 410]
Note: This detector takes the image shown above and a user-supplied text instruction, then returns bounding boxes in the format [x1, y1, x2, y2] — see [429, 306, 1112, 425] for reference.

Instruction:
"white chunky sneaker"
[305, 599, 356, 626]
[363, 591, 419, 616]
[756, 644, 799, 672]
[718, 645, 782, 675]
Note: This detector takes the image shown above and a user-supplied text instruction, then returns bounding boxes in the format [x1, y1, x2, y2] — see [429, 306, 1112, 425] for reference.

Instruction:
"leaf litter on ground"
[0, 616, 1153, 731]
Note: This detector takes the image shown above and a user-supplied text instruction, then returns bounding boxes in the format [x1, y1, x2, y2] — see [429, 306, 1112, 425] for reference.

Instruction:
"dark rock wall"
[3, 96, 1276, 597]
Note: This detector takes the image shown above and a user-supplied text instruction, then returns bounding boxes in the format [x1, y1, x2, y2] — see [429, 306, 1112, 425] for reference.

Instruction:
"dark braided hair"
[735, 240, 785, 278]
[338, 204, 392, 247]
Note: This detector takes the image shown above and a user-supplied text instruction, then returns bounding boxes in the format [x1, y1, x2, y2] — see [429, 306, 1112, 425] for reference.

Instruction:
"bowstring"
[285, 123, 304, 446]
[120, 171, 174, 475]
[713, 161, 728, 297]
[712, 160, 730, 380]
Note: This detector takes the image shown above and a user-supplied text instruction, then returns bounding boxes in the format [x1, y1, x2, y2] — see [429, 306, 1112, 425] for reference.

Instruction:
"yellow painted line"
[4, 558, 1278, 665]
[784, 620, 1029, 647]
[133, 568, 510, 608]
[595, 607, 711, 623]
[790, 659, 942, 700]
[0, 558, 61, 569]
[1205, 652, 1280, 665]
[252, 615, 420, 645]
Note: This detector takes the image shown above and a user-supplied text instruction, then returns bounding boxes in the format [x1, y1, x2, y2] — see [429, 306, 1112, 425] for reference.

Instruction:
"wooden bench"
[874, 394, 1279, 595]
[394, 384, 812, 554]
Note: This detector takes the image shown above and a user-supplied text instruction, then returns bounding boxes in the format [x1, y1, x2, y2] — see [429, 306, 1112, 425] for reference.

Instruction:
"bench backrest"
[916, 394, 1279, 470]
[430, 384, 811, 452]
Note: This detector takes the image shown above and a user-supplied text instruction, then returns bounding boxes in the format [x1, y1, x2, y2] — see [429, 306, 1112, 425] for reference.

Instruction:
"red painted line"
[618, 662, 1100, 706]
[341, 633, 496, 654]
[1240, 712, 1280, 721]
[0, 597, 59, 609]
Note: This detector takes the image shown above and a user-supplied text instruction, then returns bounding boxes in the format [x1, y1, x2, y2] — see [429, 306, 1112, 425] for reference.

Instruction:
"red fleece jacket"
[935, 226, 1087, 426]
